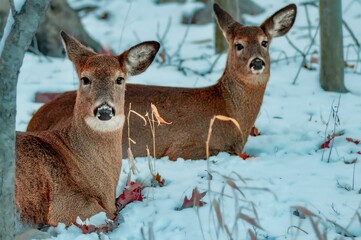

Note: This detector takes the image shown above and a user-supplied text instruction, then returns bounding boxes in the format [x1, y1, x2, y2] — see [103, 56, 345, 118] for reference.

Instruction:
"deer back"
[27, 4, 296, 160]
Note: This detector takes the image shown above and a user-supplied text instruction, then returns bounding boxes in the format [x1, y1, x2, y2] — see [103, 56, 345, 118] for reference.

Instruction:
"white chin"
[251, 67, 265, 75]
[85, 115, 125, 132]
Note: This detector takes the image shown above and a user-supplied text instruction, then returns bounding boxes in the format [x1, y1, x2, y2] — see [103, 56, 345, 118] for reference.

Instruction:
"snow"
[15, 0, 361, 239]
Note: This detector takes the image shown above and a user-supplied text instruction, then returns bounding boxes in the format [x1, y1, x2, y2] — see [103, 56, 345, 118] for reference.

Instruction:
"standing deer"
[27, 4, 297, 160]
[16, 31, 159, 227]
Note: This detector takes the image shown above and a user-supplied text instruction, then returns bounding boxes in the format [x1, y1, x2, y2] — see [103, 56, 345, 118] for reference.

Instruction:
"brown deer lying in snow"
[16, 32, 159, 227]
[27, 4, 297, 160]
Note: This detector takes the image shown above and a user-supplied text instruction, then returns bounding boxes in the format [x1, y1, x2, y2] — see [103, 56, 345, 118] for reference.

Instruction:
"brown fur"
[16, 32, 159, 226]
[27, 4, 297, 161]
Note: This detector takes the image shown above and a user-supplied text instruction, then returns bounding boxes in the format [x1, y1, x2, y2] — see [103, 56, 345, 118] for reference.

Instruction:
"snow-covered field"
[16, 0, 361, 239]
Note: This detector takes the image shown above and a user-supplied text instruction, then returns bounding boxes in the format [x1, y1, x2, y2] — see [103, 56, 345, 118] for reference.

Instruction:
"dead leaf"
[74, 220, 118, 234]
[310, 57, 319, 63]
[179, 187, 207, 210]
[151, 103, 172, 125]
[346, 137, 360, 145]
[344, 158, 358, 164]
[116, 181, 144, 211]
[238, 152, 250, 160]
[153, 172, 165, 187]
[98, 12, 109, 20]
[320, 131, 345, 149]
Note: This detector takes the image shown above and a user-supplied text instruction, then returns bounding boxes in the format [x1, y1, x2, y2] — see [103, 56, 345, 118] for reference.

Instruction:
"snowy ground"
[16, 0, 361, 239]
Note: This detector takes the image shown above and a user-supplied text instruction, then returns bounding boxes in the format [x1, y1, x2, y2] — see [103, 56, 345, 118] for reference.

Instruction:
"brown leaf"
[179, 187, 207, 210]
[153, 172, 165, 187]
[310, 57, 319, 63]
[344, 158, 358, 164]
[238, 152, 250, 160]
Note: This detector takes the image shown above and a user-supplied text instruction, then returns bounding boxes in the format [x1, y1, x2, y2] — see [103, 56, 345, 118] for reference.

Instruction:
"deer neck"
[218, 68, 268, 140]
[61, 111, 123, 201]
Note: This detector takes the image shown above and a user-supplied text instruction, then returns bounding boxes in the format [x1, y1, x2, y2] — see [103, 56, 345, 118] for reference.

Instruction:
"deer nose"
[250, 58, 265, 71]
[94, 103, 115, 121]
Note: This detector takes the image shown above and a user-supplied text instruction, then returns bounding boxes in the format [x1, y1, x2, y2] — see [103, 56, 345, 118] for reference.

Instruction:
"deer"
[27, 4, 297, 161]
[16, 31, 159, 227]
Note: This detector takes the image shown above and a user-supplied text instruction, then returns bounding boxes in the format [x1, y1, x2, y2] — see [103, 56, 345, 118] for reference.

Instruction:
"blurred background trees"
[319, 0, 347, 92]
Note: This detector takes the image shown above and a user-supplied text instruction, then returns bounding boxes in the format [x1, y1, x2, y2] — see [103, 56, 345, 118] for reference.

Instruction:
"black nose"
[250, 58, 265, 71]
[95, 104, 115, 121]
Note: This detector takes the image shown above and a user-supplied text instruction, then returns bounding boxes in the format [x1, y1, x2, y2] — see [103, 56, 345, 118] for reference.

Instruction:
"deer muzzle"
[95, 103, 115, 121]
[250, 58, 265, 74]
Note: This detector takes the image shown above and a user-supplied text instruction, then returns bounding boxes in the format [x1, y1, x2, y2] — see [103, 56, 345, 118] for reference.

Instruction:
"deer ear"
[60, 31, 96, 67]
[122, 41, 160, 76]
[260, 4, 297, 39]
[213, 3, 238, 40]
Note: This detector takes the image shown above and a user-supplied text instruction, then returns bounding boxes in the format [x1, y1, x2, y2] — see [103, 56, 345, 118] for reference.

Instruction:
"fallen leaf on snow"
[116, 181, 144, 211]
[346, 137, 360, 145]
[152, 172, 165, 187]
[179, 187, 207, 210]
[238, 152, 250, 160]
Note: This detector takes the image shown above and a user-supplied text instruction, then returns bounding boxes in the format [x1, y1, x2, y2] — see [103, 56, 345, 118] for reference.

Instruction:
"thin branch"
[292, 24, 320, 85]
[343, 19, 360, 49]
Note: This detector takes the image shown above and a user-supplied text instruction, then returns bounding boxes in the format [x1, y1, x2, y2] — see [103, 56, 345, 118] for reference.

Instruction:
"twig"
[292, 24, 320, 85]
[343, 19, 361, 49]
[326, 95, 341, 163]
[118, 1, 133, 51]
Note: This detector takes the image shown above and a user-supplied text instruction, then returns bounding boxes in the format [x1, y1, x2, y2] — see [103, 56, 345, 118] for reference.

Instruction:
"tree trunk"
[319, 0, 347, 92]
[0, 1, 49, 239]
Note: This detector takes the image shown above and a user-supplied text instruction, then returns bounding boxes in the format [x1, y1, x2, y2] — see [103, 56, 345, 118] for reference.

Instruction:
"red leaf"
[238, 152, 250, 160]
[74, 221, 118, 234]
[320, 131, 344, 149]
[116, 181, 144, 210]
[357, 151, 361, 155]
[346, 137, 360, 145]
[250, 126, 261, 136]
[320, 139, 331, 149]
[180, 187, 207, 210]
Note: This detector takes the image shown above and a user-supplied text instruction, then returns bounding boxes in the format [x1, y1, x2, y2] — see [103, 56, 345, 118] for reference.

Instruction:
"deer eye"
[261, 41, 268, 48]
[81, 77, 91, 85]
[235, 43, 244, 51]
[116, 77, 124, 85]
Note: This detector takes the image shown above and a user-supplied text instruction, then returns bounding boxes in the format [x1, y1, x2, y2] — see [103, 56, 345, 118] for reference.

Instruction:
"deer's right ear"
[60, 31, 96, 67]
[122, 41, 160, 76]
[213, 3, 237, 40]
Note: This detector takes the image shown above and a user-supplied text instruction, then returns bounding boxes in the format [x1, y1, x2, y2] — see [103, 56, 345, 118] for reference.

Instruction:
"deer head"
[61, 31, 160, 132]
[214, 3, 297, 84]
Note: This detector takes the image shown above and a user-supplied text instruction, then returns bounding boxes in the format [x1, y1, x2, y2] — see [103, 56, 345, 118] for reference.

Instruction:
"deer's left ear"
[260, 4, 297, 39]
[60, 31, 96, 67]
[120, 41, 160, 76]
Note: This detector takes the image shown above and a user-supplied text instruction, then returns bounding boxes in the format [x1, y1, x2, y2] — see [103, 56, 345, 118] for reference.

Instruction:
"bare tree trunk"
[319, 0, 347, 92]
[0, 1, 49, 239]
